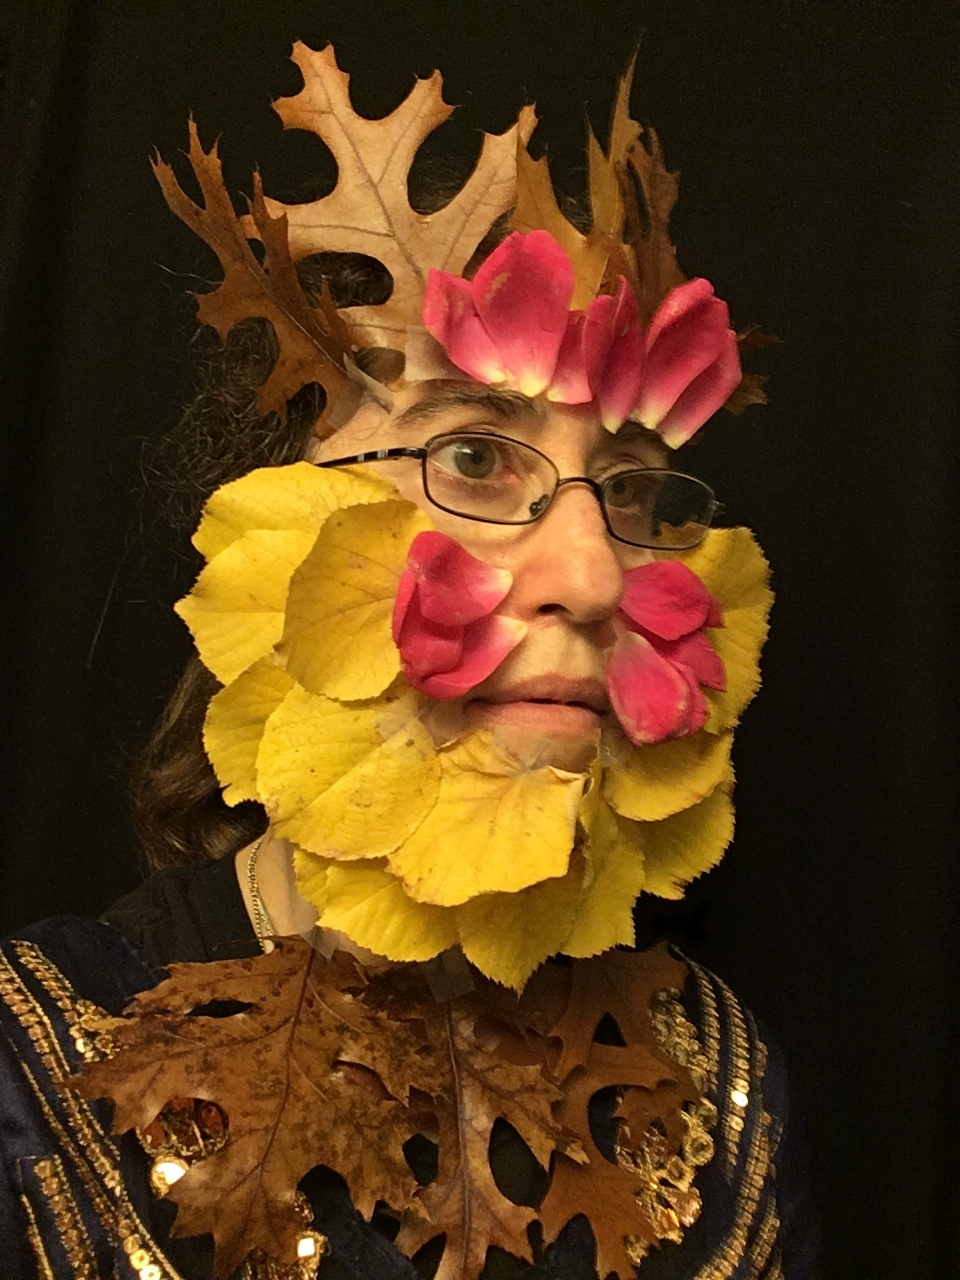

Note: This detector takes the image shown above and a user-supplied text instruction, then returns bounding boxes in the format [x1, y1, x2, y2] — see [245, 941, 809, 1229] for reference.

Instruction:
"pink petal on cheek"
[417, 615, 526, 699]
[620, 561, 713, 639]
[422, 269, 506, 384]
[607, 632, 697, 746]
[674, 664, 710, 735]
[657, 631, 726, 691]
[397, 591, 464, 682]
[472, 230, 574, 397]
[408, 531, 512, 625]
[391, 569, 417, 646]
[656, 330, 742, 448]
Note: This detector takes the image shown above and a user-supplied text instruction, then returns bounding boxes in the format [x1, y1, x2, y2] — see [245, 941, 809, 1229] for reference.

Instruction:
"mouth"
[465, 677, 608, 737]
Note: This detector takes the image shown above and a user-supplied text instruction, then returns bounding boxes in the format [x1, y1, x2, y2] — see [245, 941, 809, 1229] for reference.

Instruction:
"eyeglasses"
[315, 430, 719, 551]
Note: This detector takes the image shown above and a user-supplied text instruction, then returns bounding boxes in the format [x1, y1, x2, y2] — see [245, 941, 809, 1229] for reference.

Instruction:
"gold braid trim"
[1, 946, 181, 1279]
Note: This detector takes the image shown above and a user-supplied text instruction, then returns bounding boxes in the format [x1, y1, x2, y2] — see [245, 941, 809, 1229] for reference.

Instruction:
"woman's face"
[314, 383, 667, 770]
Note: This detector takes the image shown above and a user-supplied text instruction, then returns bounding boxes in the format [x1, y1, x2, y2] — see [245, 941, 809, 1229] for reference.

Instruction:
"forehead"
[362, 382, 670, 466]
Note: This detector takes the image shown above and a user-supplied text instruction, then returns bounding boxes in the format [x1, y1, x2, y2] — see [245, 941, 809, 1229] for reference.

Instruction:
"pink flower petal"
[396, 587, 464, 681]
[620, 560, 715, 640]
[422, 270, 506, 384]
[673, 663, 710, 735]
[584, 279, 644, 430]
[545, 311, 592, 404]
[656, 631, 726, 691]
[635, 280, 732, 431]
[657, 329, 742, 448]
[407, 532, 513, 626]
[607, 632, 697, 745]
[391, 568, 418, 647]
[471, 231, 574, 397]
[706, 596, 723, 628]
[417, 615, 526, 699]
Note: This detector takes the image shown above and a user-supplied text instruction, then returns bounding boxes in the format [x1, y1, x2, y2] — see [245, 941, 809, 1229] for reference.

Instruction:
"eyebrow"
[393, 385, 539, 430]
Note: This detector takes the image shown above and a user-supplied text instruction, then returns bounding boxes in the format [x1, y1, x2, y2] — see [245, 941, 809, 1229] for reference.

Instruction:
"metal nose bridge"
[542, 474, 606, 515]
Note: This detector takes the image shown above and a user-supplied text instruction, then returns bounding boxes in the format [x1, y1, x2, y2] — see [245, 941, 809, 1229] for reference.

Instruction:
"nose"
[506, 480, 627, 624]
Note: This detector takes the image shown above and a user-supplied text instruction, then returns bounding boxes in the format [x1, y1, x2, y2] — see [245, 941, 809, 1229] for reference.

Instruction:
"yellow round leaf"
[679, 527, 773, 733]
[282, 499, 431, 701]
[193, 462, 397, 560]
[602, 727, 733, 822]
[176, 528, 317, 683]
[457, 855, 587, 991]
[640, 771, 735, 900]
[389, 734, 584, 906]
[258, 685, 439, 859]
[562, 801, 645, 958]
[312, 861, 458, 962]
[204, 658, 295, 804]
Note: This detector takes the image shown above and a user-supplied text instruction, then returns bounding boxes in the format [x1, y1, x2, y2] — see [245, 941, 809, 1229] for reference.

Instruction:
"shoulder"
[101, 851, 258, 966]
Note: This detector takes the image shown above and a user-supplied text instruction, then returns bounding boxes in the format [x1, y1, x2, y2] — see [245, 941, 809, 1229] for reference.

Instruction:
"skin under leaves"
[73, 943, 701, 1280]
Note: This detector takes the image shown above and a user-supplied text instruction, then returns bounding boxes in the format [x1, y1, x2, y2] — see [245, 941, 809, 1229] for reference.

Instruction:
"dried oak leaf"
[393, 995, 574, 1280]
[73, 941, 423, 1279]
[153, 123, 359, 425]
[257, 43, 537, 349]
[511, 57, 643, 310]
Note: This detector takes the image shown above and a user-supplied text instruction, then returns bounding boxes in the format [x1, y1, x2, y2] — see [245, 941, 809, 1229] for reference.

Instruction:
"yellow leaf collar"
[179, 463, 772, 989]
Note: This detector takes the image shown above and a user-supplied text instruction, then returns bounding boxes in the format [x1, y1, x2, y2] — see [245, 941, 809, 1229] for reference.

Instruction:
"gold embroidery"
[617, 985, 717, 1265]
[19, 1189, 58, 1280]
[1, 948, 183, 1279]
[26, 1154, 97, 1278]
[691, 989, 780, 1280]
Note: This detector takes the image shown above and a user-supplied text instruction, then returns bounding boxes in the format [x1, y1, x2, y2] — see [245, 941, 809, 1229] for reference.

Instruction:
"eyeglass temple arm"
[315, 447, 424, 469]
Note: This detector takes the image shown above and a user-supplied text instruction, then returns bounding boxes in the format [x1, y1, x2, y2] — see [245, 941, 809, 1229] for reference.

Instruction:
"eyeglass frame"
[314, 429, 721, 551]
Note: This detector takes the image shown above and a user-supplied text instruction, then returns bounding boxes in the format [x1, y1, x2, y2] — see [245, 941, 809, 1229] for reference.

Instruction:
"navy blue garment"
[1, 868, 819, 1278]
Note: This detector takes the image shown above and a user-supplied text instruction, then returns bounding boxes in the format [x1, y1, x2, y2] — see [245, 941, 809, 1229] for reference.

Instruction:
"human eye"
[428, 433, 527, 486]
[604, 469, 653, 512]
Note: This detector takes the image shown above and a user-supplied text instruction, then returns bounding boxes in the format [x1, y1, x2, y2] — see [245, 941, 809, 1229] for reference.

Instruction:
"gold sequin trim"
[19, 1189, 58, 1280]
[617, 985, 718, 1265]
[25, 1154, 96, 1278]
[1, 946, 182, 1279]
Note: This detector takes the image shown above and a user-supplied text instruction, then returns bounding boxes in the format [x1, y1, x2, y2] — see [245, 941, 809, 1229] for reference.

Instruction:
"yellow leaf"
[602, 726, 733, 822]
[282, 499, 431, 701]
[176, 528, 318, 684]
[193, 463, 397, 561]
[308, 859, 459, 962]
[457, 856, 587, 991]
[679, 527, 773, 733]
[563, 801, 645, 959]
[389, 734, 584, 907]
[261, 44, 536, 349]
[204, 658, 295, 804]
[292, 847, 332, 913]
[257, 686, 440, 859]
[640, 771, 735, 900]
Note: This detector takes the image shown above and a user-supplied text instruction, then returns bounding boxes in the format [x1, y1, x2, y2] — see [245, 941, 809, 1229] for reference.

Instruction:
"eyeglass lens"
[422, 433, 713, 550]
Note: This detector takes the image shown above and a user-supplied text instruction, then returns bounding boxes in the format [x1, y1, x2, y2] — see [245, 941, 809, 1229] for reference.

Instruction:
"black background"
[1, 3, 958, 1276]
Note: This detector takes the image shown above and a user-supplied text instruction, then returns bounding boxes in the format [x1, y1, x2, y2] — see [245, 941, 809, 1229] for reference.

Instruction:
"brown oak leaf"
[73, 941, 422, 1278]
[259, 43, 537, 349]
[153, 124, 359, 428]
[394, 997, 570, 1280]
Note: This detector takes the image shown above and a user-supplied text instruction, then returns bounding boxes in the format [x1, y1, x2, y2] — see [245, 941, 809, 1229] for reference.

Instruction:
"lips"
[468, 676, 609, 716]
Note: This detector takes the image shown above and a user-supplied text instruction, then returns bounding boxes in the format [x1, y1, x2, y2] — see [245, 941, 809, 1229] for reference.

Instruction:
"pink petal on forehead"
[470, 230, 574, 397]
[421, 271, 506, 385]
[635, 277, 741, 442]
[582, 279, 645, 431]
